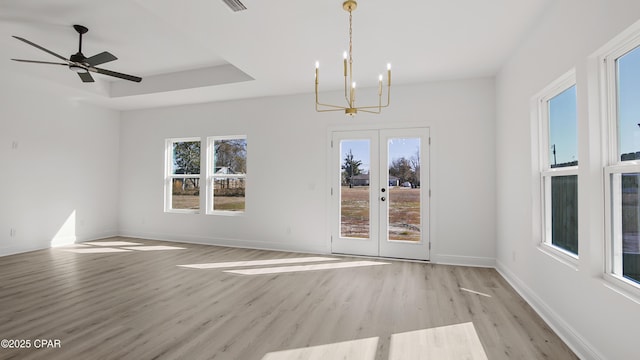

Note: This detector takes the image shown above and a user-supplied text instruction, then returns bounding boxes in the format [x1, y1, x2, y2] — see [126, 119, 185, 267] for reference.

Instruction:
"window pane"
[621, 173, 640, 284]
[172, 178, 200, 210]
[617, 46, 640, 161]
[387, 137, 421, 242]
[213, 177, 245, 211]
[551, 175, 578, 255]
[172, 141, 201, 175]
[340, 140, 370, 238]
[214, 139, 247, 174]
[548, 85, 578, 168]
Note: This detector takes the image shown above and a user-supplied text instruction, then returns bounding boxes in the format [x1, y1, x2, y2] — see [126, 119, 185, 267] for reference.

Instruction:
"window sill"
[538, 243, 579, 270]
[207, 211, 245, 217]
[602, 273, 640, 305]
[165, 210, 200, 215]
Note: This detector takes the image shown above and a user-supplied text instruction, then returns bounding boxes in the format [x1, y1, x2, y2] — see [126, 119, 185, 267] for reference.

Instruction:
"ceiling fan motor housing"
[69, 52, 87, 72]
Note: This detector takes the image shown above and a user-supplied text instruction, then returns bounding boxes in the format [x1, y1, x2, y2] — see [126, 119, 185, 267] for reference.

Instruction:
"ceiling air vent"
[222, 0, 247, 12]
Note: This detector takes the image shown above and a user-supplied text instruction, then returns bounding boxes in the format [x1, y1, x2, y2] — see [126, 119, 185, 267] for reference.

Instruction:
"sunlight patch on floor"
[224, 261, 389, 275]
[61, 242, 186, 254]
[261, 337, 378, 360]
[84, 241, 144, 246]
[178, 257, 340, 269]
[63, 248, 133, 254]
[460, 287, 492, 298]
[389, 322, 488, 360]
[121, 246, 186, 251]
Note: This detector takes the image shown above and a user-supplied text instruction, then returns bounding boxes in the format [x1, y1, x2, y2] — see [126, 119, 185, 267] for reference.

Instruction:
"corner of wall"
[495, 260, 604, 360]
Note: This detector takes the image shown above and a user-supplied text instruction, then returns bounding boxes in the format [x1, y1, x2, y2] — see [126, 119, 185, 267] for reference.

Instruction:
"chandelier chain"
[349, 10, 353, 73]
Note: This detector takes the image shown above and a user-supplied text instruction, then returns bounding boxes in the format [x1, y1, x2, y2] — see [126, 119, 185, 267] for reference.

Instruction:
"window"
[537, 71, 578, 258]
[603, 37, 640, 289]
[207, 136, 247, 214]
[165, 138, 202, 213]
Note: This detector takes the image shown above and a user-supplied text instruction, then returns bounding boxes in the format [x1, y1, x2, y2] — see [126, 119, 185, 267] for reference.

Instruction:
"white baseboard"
[432, 254, 496, 268]
[117, 229, 330, 255]
[0, 230, 118, 257]
[495, 260, 604, 360]
[0, 244, 50, 257]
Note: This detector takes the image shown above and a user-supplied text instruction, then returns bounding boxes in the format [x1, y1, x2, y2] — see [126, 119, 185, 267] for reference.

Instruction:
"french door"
[331, 128, 430, 260]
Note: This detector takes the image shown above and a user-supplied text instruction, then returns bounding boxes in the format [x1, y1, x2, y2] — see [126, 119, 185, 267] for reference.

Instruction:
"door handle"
[381, 196, 386, 201]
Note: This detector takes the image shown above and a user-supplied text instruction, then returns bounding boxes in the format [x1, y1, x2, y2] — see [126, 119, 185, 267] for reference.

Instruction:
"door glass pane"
[340, 140, 370, 238]
[387, 138, 421, 241]
[621, 173, 640, 284]
[617, 45, 640, 161]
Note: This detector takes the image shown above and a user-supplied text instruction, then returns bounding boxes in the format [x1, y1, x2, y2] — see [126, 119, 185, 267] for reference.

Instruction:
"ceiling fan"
[11, 24, 142, 83]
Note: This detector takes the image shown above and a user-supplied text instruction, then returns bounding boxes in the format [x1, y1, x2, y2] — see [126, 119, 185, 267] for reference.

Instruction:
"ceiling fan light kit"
[315, 0, 391, 116]
[11, 24, 142, 83]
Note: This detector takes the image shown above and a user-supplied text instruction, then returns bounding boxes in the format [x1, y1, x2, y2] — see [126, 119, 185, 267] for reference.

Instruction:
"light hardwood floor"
[0, 237, 578, 360]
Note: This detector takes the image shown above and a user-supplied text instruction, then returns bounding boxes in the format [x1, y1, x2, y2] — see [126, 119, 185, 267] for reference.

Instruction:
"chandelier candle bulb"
[378, 74, 383, 95]
[387, 63, 391, 85]
[350, 81, 356, 104]
[343, 52, 348, 76]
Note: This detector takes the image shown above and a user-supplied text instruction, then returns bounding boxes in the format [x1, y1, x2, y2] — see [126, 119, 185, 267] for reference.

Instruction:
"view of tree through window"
[338, 138, 422, 241]
[211, 137, 247, 212]
[340, 140, 370, 238]
[170, 140, 201, 211]
[387, 138, 421, 242]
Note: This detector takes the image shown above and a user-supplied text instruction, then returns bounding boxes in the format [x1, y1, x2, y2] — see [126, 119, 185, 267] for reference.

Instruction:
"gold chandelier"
[315, 0, 391, 116]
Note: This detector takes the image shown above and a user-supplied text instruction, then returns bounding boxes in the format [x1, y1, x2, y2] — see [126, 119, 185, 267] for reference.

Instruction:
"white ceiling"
[0, 0, 551, 110]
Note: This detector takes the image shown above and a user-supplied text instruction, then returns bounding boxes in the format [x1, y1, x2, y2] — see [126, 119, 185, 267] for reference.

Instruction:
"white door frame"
[329, 126, 430, 260]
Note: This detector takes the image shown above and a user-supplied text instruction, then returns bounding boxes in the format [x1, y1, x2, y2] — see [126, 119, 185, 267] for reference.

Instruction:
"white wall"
[496, 1, 640, 359]
[119, 77, 496, 265]
[0, 63, 121, 256]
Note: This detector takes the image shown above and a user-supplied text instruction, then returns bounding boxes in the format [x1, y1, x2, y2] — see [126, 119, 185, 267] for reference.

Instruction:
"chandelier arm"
[358, 108, 382, 114]
[344, 75, 350, 106]
[354, 85, 389, 109]
[316, 107, 348, 113]
[316, 81, 348, 110]
[383, 84, 391, 107]
[316, 99, 348, 110]
[316, 102, 348, 110]
[355, 105, 387, 110]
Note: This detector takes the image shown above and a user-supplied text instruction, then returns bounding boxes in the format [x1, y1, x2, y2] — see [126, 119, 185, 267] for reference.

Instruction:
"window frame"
[206, 135, 247, 216]
[601, 30, 640, 295]
[536, 69, 579, 264]
[164, 137, 202, 214]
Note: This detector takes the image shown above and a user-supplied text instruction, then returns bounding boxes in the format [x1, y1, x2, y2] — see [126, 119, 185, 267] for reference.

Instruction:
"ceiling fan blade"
[85, 51, 117, 66]
[90, 67, 142, 82]
[78, 72, 95, 83]
[12, 36, 69, 62]
[12, 59, 68, 66]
